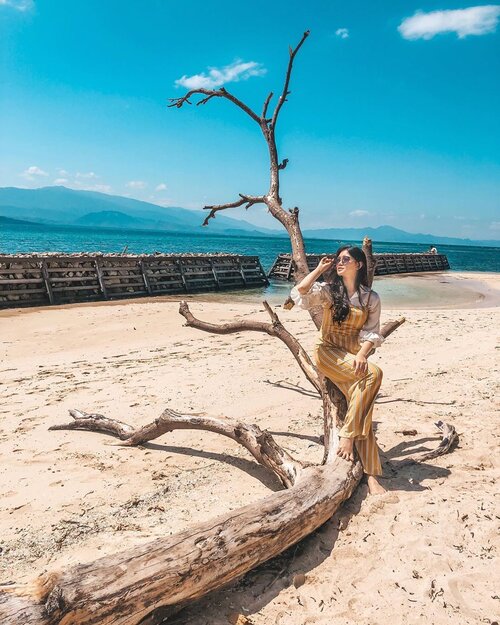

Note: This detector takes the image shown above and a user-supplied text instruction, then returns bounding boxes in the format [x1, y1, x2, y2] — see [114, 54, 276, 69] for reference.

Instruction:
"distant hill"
[0, 186, 279, 237]
[74, 210, 154, 229]
[0, 215, 39, 226]
[0, 186, 498, 247]
[302, 225, 500, 248]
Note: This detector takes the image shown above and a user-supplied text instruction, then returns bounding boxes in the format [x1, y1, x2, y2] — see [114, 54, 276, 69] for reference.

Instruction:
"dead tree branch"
[0, 458, 362, 625]
[262, 91, 273, 119]
[398, 421, 459, 465]
[169, 32, 311, 276]
[50, 408, 301, 488]
[168, 87, 261, 125]
[202, 194, 266, 226]
[270, 30, 310, 131]
[179, 300, 321, 393]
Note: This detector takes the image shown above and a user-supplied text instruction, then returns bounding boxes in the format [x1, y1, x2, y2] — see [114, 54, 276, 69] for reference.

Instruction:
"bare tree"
[169, 31, 311, 288]
[0, 32, 457, 625]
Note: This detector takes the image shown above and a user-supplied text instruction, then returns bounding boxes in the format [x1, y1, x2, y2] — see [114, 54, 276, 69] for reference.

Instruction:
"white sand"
[0, 271, 499, 624]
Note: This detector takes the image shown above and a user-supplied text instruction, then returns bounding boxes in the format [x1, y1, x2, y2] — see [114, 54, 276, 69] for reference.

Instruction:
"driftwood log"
[0, 306, 455, 625]
[0, 32, 459, 624]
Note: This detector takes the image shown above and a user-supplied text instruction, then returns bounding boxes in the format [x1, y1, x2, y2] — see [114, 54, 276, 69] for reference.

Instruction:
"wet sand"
[146, 270, 500, 310]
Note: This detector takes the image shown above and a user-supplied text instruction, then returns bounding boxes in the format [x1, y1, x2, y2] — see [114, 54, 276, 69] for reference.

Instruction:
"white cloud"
[76, 171, 98, 179]
[126, 180, 147, 189]
[29, 167, 113, 193]
[0, 0, 34, 11]
[349, 209, 370, 217]
[21, 165, 49, 180]
[72, 176, 112, 193]
[74, 182, 112, 193]
[399, 5, 500, 40]
[175, 60, 266, 90]
[489, 221, 500, 231]
[335, 28, 349, 39]
[155, 183, 167, 191]
[91, 184, 112, 193]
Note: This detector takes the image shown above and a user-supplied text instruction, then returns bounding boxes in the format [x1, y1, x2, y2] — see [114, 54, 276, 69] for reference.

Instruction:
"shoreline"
[374, 270, 500, 309]
[1, 270, 499, 319]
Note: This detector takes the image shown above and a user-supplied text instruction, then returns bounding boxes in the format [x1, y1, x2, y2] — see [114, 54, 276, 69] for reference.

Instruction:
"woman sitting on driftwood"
[291, 245, 387, 495]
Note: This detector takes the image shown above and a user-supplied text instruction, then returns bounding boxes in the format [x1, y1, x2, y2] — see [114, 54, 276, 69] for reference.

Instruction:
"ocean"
[0, 222, 499, 309]
[1, 221, 499, 273]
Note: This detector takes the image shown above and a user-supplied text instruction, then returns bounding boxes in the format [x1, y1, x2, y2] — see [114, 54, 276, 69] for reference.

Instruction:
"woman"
[290, 245, 386, 495]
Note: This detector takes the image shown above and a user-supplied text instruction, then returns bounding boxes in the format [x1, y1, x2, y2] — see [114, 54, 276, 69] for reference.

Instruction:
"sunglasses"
[334, 256, 354, 266]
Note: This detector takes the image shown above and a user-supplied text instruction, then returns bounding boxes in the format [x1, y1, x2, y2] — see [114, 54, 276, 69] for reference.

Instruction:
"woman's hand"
[353, 353, 368, 376]
[295, 256, 334, 295]
[317, 256, 335, 274]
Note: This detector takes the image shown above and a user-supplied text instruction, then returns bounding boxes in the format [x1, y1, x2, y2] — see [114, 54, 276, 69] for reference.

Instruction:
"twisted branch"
[262, 91, 274, 119]
[202, 194, 266, 226]
[270, 30, 310, 130]
[50, 408, 302, 488]
[179, 300, 322, 393]
[398, 421, 459, 465]
[168, 87, 261, 125]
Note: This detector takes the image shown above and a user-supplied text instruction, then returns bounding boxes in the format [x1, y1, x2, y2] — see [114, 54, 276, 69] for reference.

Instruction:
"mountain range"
[0, 186, 498, 247]
[0, 186, 276, 237]
[301, 225, 499, 247]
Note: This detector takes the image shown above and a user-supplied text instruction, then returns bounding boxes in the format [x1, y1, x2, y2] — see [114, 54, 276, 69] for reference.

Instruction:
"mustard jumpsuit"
[292, 283, 383, 476]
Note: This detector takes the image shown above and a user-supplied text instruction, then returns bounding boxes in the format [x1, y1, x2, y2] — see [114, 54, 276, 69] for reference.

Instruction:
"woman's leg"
[339, 364, 383, 474]
[355, 429, 382, 476]
[314, 345, 383, 476]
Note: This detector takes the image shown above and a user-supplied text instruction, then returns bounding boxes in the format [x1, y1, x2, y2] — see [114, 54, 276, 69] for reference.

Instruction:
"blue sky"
[1, 0, 499, 239]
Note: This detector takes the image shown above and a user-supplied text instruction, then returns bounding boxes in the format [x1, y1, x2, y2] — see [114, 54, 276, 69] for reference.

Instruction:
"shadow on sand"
[164, 431, 451, 624]
[143, 441, 285, 492]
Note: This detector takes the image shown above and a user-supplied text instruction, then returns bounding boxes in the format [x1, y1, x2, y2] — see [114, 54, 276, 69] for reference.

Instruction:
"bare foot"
[367, 475, 387, 495]
[336, 437, 355, 462]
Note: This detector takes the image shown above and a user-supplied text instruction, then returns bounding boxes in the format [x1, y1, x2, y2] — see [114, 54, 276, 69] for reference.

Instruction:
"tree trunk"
[0, 459, 362, 625]
[0, 390, 455, 625]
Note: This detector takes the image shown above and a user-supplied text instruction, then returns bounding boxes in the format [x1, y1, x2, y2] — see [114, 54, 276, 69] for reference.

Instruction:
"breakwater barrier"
[268, 252, 450, 280]
[0, 253, 269, 308]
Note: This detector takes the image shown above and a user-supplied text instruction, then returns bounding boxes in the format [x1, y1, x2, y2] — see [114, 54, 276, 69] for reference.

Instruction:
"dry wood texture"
[0, 457, 363, 625]
[0, 254, 268, 309]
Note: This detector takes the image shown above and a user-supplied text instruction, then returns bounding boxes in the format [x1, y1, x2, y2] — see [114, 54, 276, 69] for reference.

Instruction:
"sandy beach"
[1, 270, 499, 625]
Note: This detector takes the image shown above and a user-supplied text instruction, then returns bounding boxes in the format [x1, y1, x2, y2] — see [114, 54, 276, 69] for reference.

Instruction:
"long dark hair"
[326, 245, 370, 324]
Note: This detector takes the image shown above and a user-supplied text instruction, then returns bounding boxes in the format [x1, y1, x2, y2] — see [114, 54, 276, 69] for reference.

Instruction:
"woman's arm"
[290, 257, 335, 310]
[359, 293, 385, 349]
[354, 292, 384, 375]
[295, 257, 334, 294]
[353, 340, 374, 375]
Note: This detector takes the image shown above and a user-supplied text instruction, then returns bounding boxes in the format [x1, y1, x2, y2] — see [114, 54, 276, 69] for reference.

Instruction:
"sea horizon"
[2, 221, 499, 274]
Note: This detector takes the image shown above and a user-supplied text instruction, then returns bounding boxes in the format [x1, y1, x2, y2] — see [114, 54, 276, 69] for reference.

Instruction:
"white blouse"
[290, 281, 385, 348]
